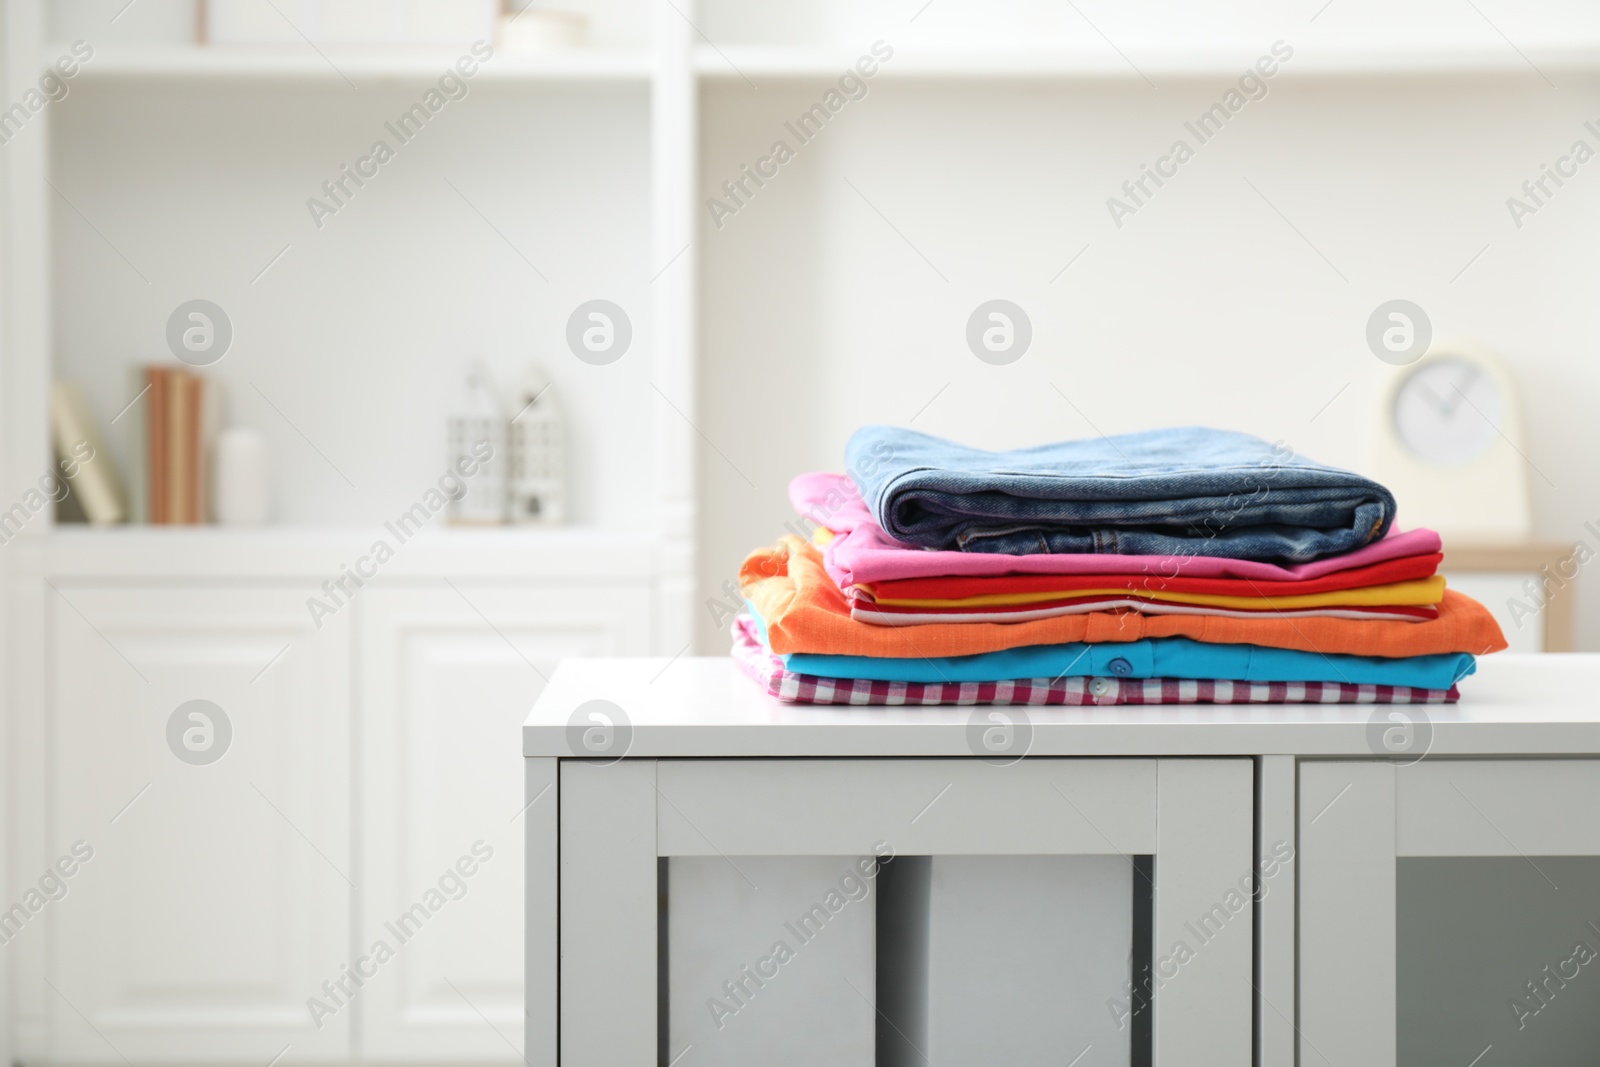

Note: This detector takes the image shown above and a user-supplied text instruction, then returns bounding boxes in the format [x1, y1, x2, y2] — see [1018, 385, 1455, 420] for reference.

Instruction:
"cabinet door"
[47, 584, 352, 1062]
[359, 582, 650, 1061]
[1301, 759, 1600, 1066]
[558, 757, 1256, 1067]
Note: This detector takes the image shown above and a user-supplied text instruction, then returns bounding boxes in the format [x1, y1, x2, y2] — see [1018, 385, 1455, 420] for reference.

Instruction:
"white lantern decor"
[507, 364, 565, 524]
[447, 361, 507, 524]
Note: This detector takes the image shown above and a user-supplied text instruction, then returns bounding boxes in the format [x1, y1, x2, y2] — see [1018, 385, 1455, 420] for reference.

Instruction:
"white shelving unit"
[5, 1, 693, 547]
[0, 0, 694, 1062]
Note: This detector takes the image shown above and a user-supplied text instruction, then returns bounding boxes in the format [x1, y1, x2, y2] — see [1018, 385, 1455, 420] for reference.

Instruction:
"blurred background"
[2, 0, 1597, 1061]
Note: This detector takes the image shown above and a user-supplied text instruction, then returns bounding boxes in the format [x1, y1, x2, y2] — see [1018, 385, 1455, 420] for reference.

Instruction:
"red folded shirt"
[861, 551, 1443, 602]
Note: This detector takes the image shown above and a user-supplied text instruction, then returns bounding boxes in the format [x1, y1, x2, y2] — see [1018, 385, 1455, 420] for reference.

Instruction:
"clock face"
[1393, 356, 1504, 467]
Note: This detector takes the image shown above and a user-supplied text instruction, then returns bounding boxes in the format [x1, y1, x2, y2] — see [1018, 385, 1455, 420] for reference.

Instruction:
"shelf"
[694, 42, 1600, 80]
[56, 44, 653, 83]
[14, 525, 661, 580]
[64, 40, 1600, 85]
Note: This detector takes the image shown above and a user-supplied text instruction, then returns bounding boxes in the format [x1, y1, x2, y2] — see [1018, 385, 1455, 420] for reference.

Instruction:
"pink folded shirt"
[790, 472, 1444, 588]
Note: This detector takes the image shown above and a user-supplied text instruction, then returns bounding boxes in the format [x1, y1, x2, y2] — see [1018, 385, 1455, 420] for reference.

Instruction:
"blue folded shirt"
[846, 425, 1396, 564]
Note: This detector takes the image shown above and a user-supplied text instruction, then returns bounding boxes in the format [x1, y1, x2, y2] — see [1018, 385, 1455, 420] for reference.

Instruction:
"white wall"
[695, 67, 1600, 652]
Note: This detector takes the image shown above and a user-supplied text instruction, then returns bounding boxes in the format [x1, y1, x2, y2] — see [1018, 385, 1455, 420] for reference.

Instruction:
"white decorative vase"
[213, 427, 269, 526]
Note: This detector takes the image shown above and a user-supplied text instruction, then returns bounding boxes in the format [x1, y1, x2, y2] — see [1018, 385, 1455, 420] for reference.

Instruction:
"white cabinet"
[358, 582, 649, 1061]
[47, 584, 352, 1062]
[546, 757, 1255, 1066]
[527, 655, 1600, 1067]
[26, 572, 652, 1065]
[1301, 759, 1600, 1066]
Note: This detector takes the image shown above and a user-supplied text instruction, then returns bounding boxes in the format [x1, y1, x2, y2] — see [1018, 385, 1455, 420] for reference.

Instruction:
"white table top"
[523, 654, 1600, 759]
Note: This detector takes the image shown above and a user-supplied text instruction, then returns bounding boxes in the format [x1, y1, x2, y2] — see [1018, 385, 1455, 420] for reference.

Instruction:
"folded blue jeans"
[846, 426, 1396, 564]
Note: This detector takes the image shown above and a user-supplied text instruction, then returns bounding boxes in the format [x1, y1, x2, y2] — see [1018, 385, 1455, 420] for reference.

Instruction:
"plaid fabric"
[731, 615, 1460, 706]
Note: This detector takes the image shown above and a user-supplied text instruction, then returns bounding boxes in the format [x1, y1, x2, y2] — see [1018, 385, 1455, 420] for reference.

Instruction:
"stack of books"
[124, 366, 222, 525]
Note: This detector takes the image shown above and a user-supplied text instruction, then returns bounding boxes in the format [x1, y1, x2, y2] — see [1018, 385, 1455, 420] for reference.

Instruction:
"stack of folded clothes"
[732, 426, 1507, 706]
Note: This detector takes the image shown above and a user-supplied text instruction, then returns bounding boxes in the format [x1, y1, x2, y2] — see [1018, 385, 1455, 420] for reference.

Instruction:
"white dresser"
[527, 654, 1600, 1067]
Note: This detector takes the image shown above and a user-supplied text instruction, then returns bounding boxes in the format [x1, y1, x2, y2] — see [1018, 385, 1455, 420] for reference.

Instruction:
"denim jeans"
[845, 426, 1396, 564]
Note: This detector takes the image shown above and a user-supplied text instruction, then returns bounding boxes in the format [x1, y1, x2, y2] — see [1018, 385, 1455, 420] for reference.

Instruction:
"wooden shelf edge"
[1442, 540, 1574, 571]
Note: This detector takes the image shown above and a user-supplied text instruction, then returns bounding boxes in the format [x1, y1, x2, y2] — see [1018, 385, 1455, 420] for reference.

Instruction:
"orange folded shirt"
[740, 535, 1507, 660]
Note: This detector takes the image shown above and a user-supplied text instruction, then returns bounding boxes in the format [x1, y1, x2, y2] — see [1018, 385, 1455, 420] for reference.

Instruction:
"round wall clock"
[1370, 341, 1531, 539]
